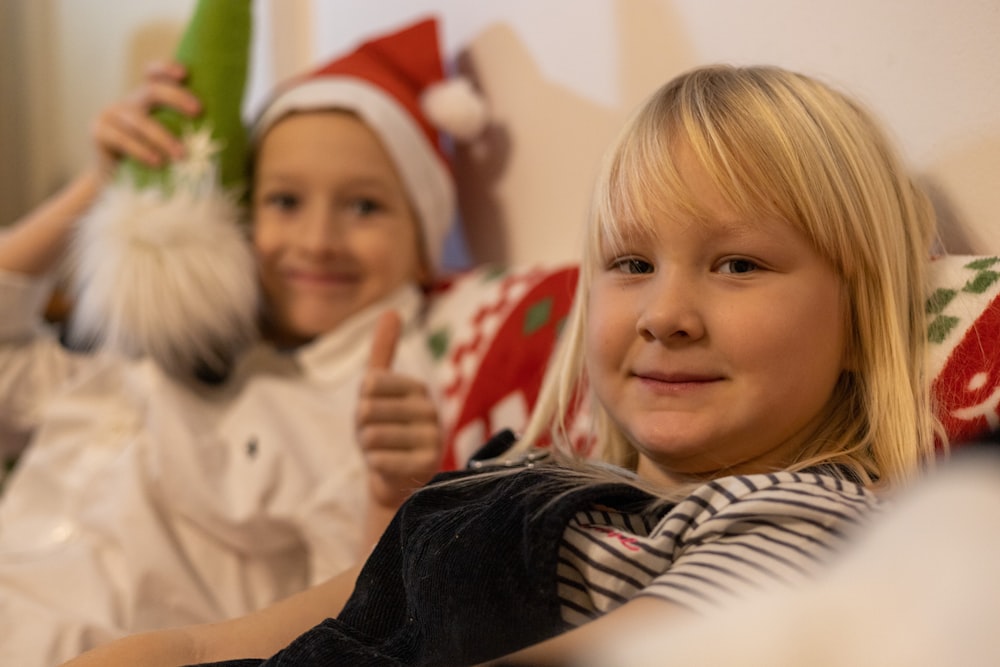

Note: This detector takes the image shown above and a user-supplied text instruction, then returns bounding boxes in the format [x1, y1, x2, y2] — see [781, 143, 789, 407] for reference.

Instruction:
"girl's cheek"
[251, 221, 280, 256]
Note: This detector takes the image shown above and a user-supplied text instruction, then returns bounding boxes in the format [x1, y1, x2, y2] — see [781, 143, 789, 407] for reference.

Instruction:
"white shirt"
[0, 269, 433, 665]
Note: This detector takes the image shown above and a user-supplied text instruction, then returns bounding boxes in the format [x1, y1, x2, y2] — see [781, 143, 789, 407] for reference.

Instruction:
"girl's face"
[586, 148, 848, 486]
[252, 111, 425, 346]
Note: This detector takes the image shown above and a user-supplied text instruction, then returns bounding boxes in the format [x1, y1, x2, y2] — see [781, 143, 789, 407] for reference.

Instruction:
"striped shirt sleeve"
[557, 472, 880, 624]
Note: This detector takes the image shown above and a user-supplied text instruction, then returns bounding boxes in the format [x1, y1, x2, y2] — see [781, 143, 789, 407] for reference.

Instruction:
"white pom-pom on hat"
[420, 77, 489, 142]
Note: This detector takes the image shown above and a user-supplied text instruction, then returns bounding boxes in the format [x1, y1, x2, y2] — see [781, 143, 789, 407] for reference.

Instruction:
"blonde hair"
[518, 65, 940, 490]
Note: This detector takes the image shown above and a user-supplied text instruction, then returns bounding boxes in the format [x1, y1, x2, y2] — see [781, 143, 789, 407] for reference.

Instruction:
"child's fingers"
[361, 372, 429, 399]
[368, 311, 402, 371]
[143, 60, 188, 83]
[92, 104, 176, 167]
[91, 73, 201, 170]
[139, 78, 202, 118]
[131, 107, 189, 159]
[91, 110, 156, 167]
[359, 422, 444, 502]
[357, 390, 437, 429]
[358, 422, 440, 455]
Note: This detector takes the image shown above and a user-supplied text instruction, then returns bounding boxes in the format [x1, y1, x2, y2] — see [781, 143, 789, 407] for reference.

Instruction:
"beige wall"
[0, 0, 195, 225]
[0, 1, 58, 226]
[4, 0, 998, 265]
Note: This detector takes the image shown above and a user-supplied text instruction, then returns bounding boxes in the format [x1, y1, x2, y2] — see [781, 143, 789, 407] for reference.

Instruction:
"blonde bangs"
[592, 66, 863, 274]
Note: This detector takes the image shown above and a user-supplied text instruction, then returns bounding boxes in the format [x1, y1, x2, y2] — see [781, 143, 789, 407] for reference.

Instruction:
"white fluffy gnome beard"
[69, 130, 258, 379]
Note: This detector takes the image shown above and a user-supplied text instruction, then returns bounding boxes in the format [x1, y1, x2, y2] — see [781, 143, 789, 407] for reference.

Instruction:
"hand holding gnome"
[70, 0, 257, 378]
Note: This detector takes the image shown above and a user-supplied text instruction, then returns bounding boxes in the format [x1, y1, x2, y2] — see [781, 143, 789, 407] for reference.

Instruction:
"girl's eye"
[262, 192, 299, 212]
[611, 257, 654, 275]
[718, 258, 759, 275]
[350, 198, 382, 217]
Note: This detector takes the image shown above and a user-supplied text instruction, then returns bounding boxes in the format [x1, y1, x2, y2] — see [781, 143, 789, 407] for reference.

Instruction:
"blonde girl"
[522, 63, 940, 489]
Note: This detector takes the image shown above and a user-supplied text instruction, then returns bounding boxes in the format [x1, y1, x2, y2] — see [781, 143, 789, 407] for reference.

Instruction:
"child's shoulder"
[671, 470, 881, 529]
[700, 469, 876, 500]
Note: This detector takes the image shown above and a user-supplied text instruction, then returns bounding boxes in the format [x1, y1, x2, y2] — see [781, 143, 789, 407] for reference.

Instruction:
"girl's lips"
[631, 370, 724, 394]
[633, 370, 722, 383]
[284, 270, 360, 286]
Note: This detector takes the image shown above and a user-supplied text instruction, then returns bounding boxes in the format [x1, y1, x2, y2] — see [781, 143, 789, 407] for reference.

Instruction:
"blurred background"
[1, 0, 998, 268]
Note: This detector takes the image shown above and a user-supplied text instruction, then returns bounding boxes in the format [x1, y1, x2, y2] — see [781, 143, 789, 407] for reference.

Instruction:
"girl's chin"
[631, 431, 724, 471]
[266, 314, 347, 345]
[288, 319, 343, 339]
[284, 303, 356, 332]
[629, 423, 713, 455]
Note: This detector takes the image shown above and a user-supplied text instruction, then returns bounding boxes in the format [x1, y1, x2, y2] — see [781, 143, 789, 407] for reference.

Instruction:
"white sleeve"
[0, 269, 83, 443]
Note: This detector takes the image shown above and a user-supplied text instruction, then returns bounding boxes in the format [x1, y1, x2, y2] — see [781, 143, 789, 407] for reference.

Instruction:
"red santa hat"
[251, 17, 488, 273]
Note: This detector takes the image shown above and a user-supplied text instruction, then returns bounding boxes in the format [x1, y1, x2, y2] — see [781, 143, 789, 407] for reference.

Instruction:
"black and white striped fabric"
[557, 471, 880, 624]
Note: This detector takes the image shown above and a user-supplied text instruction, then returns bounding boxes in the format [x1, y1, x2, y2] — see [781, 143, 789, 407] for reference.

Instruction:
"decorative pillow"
[927, 255, 1000, 443]
[424, 265, 578, 469]
[427, 254, 1000, 469]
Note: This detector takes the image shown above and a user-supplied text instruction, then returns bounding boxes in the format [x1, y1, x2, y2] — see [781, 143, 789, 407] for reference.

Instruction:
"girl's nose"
[297, 207, 346, 255]
[635, 273, 706, 343]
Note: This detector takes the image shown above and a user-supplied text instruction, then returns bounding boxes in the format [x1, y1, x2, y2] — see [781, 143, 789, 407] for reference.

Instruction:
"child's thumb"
[368, 310, 402, 371]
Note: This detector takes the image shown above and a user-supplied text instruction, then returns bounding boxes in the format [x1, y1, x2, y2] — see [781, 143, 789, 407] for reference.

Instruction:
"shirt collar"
[294, 283, 424, 382]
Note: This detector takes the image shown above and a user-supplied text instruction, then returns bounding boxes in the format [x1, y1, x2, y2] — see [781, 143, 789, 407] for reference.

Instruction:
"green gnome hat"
[71, 0, 257, 378]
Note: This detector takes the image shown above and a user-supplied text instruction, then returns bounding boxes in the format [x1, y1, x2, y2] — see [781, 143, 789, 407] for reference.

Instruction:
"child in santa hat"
[0, 5, 486, 664]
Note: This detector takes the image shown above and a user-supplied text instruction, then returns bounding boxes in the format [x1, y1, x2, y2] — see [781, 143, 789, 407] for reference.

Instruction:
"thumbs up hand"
[356, 311, 444, 524]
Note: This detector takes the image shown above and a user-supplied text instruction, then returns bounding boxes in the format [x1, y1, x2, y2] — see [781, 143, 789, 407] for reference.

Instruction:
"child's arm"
[60, 562, 365, 667]
[0, 171, 102, 277]
[480, 596, 685, 666]
[59, 554, 675, 667]
[356, 310, 445, 550]
[0, 61, 200, 277]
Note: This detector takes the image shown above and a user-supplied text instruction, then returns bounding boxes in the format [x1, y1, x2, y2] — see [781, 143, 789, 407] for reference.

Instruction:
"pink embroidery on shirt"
[581, 523, 641, 551]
